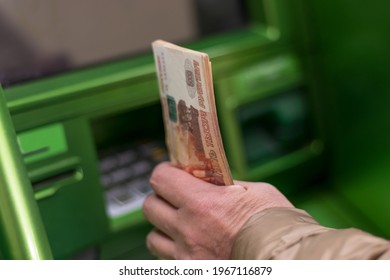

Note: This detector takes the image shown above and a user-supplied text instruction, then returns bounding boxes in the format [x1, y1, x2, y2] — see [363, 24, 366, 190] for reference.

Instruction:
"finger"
[146, 229, 175, 260]
[149, 162, 213, 208]
[142, 193, 178, 237]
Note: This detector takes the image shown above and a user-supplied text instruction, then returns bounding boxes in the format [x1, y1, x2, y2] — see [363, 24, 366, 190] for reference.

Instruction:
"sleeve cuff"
[231, 207, 390, 259]
[231, 207, 332, 259]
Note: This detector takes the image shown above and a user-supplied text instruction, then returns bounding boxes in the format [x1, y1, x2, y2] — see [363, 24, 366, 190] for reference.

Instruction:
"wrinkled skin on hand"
[142, 162, 294, 259]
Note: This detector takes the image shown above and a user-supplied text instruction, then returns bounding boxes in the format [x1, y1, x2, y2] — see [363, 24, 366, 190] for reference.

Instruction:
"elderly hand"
[142, 162, 293, 259]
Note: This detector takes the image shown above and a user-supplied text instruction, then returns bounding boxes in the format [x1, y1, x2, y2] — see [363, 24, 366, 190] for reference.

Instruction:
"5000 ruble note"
[152, 40, 233, 186]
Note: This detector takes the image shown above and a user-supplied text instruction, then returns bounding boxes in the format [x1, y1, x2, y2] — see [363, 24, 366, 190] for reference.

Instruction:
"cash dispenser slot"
[32, 169, 79, 190]
[22, 146, 50, 158]
[29, 158, 83, 201]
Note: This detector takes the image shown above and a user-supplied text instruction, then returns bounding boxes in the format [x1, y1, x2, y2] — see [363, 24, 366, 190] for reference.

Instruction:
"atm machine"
[1, 0, 389, 259]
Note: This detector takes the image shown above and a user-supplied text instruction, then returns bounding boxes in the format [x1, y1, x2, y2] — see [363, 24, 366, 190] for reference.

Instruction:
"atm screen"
[0, 0, 248, 86]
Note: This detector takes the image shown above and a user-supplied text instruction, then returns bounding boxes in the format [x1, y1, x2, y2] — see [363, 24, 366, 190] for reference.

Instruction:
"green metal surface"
[293, 188, 383, 236]
[17, 123, 67, 164]
[306, 0, 390, 237]
[108, 209, 150, 237]
[100, 222, 155, 260]
[0, 86, 52, 259]
[223, 54, 304, 109]
[28, 118, 109, 259]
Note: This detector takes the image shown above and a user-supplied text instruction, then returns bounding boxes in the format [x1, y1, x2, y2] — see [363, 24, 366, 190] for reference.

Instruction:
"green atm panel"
[0, 87, 52, 260]
[17, 124, 67, 165]
[16, 119, 109, 259]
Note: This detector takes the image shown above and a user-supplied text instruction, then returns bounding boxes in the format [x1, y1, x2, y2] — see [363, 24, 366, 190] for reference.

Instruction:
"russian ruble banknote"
[152, 40, 233, 186]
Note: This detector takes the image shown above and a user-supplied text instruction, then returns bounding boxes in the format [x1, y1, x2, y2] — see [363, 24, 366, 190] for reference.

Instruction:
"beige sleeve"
[231, 208, 390, 259]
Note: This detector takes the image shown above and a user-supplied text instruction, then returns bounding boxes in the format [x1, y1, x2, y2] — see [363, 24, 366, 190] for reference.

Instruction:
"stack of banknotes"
[152, 40, 233, 186]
